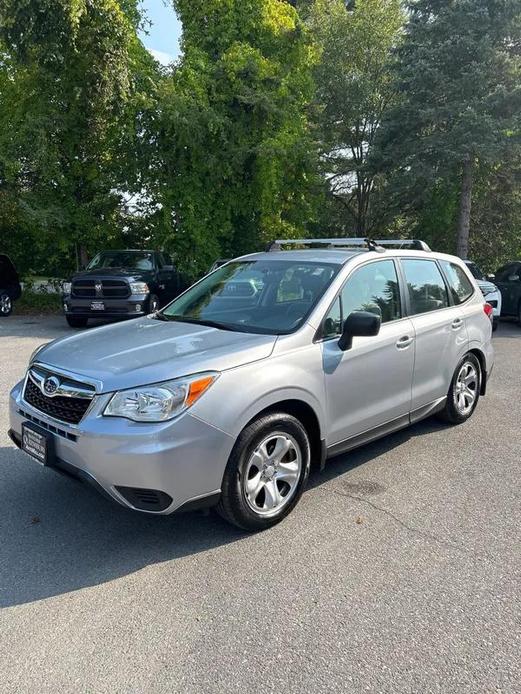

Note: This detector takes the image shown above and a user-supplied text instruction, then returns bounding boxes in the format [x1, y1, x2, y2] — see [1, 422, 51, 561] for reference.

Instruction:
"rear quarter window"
[440, 261, 474, 304]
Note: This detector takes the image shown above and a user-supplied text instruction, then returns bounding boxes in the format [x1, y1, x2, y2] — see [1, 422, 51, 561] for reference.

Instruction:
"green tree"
[156, 0, 318, 279]
[0, 0, 156, 274]
[377, 0, 521, 258]
[308, 0, 404, 236]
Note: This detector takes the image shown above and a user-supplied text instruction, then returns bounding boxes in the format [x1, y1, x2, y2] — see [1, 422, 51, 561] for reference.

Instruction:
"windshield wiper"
[154, 314, 240, 331]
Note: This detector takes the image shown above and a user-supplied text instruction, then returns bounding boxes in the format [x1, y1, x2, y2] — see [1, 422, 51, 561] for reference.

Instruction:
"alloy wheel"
[454, 361, 478, 415]
[243, 432, 302, 518]
[0, 294, 12, 315]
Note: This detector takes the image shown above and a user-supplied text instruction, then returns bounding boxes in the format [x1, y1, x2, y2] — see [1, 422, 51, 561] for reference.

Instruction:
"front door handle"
[451, 318, 463, 330]
[396, 335, 414, 349]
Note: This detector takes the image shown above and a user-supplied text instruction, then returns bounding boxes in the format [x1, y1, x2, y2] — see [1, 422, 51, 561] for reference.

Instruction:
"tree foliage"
[0, 0, 159, 274]
[309, 0, 404, 236]
[375, 0, 521, 258]
[154, 0, 318, 279]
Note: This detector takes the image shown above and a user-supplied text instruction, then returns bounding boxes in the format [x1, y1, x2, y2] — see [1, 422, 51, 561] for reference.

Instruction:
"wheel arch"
[468, 348, 487, 395]
[243, 399, 326, 471]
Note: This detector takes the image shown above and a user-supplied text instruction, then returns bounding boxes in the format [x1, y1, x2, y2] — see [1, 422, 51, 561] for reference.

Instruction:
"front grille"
[72, 279, 129, 299]
[23, 377, 93, 425]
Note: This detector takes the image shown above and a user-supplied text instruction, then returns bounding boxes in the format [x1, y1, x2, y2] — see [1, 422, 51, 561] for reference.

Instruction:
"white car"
[465, 261, 501, 331]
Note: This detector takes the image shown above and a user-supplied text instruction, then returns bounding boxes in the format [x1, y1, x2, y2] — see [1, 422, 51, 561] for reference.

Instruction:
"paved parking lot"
[0, 316, 520, 693]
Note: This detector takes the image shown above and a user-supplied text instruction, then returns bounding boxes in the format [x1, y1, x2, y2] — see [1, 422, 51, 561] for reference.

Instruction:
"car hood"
[71, 268, 150, 281]
[35, 317, 277, 393]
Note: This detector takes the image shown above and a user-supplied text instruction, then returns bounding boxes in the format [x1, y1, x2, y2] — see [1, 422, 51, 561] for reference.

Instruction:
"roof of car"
[237, 247, 448, 266]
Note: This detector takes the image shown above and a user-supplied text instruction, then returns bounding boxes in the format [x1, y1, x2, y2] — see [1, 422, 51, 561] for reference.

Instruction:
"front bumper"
[62, 293, 149, 318]
[9, 379, 234, 514]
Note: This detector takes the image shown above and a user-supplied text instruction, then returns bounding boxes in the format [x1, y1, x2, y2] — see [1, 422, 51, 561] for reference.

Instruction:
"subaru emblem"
[42, 376, 60, 397]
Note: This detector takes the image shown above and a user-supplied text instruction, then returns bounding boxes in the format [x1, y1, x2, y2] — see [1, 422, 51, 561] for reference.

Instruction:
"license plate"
[21, 422, 53, 466]
[90, 301, 105, 311]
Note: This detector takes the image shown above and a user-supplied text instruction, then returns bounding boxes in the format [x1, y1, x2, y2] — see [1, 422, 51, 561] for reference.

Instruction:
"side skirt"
[326, 397, 447, 460]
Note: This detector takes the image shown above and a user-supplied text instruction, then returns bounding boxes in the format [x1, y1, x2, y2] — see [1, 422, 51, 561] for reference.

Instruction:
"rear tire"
[217, 412, 311, 531]
[0, 292, 12, 317]
[438, 353, 481, 425]
[66, 315, 88, 328]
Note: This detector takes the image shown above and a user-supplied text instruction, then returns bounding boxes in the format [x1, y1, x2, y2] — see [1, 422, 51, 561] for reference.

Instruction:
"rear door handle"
[396, 335, 414, 349]
[451, 318, 463, 330]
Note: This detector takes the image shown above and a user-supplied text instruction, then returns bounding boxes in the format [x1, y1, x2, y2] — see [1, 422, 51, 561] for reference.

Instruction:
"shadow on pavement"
[0, 415, 450, 608]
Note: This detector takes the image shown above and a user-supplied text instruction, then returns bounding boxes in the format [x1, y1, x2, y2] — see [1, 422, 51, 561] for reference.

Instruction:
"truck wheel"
[438, 353, 481, 425]
[148, 294, 160, 313]
[0, 292, 12, 317]
[66, 315, 88, 328]
[217, 412, 311, 531]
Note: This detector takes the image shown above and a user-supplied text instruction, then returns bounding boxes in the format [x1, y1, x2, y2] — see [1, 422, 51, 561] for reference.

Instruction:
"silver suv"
[9, 239, 494, 530]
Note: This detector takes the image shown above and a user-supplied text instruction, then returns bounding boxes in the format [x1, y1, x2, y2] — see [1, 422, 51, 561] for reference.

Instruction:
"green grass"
[16, 291, 62, 315]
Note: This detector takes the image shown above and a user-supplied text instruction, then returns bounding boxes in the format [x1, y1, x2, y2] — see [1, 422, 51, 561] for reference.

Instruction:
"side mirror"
[486, 273, 495, 281]
[338, 311, 381, 351]
[508, 274, 520, 282]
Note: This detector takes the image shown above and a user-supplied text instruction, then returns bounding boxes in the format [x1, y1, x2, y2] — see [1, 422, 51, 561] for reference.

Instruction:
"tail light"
[483, 302, 493, 321]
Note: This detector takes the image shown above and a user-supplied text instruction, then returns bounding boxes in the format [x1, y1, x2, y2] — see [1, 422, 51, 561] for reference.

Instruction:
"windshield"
[87, 252, 154, 271]
[160, 260, 340, 334]
[465, 262, 484, 281]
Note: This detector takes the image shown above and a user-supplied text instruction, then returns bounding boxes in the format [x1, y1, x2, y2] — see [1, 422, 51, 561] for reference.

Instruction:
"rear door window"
[0, 255, 17, 284]
[440, 261, 474, 304]
[401, 259, 449, 315]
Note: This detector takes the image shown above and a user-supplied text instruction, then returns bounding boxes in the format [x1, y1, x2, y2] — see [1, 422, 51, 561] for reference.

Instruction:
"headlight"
[103, 372, 219, 422]
[29, 343, 47, 363]
[62, 281, 72, 294]
[130, 282, 149, 295]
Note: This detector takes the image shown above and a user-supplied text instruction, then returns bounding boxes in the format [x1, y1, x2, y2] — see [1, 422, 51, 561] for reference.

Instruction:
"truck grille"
[23, 369, 95, 425]
[72, 279, 129, 299]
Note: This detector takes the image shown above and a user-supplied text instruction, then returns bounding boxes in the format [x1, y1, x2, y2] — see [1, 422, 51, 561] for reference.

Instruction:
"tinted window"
[441, 261, 474, 304]
[87, 251, 155, 271]
[496, 263, 521, 282]
[322, 260, 401, 337]
[402, 259, 449, 315]
[0, 255, 17, 284]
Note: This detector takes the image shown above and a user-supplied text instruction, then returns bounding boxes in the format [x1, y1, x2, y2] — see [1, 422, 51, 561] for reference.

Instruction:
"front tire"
[0, 292, 12, 317]
[148, 294, 160, 313]
[438, 353, 481, 425]
[66, 315, 88, 328]
[217, 412, 311, 531]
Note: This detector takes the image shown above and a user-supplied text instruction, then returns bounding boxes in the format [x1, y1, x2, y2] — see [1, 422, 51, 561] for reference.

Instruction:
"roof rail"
[265, 238, 431, 253]
[374, 239, 431, 252]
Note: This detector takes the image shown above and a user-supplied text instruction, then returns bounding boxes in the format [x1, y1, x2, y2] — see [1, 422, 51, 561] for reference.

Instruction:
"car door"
[400, 258, 469, 413]
[321, 258, 415, 446]
[495, 263, 521, 316]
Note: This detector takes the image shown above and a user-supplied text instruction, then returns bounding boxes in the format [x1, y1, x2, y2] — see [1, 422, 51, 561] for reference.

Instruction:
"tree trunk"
[456, 157, 473, 259]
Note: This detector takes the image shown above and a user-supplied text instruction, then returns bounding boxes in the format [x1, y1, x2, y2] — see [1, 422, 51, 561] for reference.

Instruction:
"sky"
[138, 0, 182, 66]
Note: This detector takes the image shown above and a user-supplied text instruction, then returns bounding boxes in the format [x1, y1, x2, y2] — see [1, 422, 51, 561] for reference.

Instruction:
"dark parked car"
[494, 261, 521, 324]
[0, 254, 22, 317]
[62, 250, 185, 327]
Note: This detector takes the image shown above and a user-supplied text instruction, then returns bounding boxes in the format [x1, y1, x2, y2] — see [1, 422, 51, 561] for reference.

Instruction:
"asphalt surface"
[0, 315, 520, 693]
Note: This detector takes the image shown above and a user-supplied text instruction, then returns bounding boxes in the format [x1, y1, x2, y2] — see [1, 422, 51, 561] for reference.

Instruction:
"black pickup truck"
[62, 250, 185, 327]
